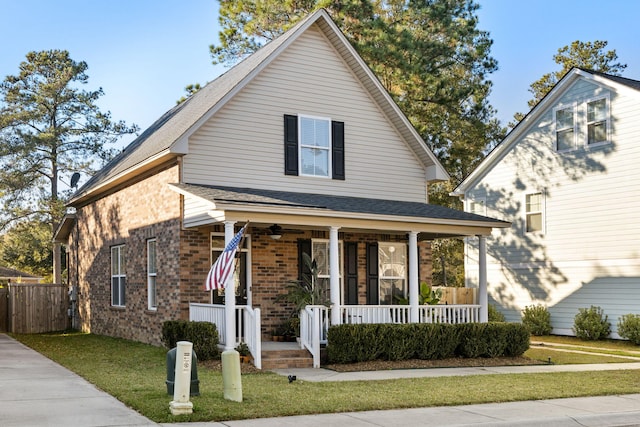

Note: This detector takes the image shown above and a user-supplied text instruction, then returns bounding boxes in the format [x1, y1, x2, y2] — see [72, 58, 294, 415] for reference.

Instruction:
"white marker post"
[169, 341, 194, 415]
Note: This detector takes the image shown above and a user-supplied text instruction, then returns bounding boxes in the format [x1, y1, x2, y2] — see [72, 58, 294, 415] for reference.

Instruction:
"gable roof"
[452, 68, 640, 197]
[0, 266, 41, 280]
[69, 9, 448, 207]
[169, 183, 509, 238]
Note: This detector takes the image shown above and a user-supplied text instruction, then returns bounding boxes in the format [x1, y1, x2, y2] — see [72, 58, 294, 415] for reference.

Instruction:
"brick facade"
[69, 162, 433, 345]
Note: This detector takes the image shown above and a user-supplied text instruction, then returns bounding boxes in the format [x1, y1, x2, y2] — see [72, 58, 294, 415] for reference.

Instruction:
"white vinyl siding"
[464, 77, 640, 337]
[147, 239, 157, 310]
[183, 25, 427, 203]
[468, 198, 486, 216]
[111, 245, 126, 307]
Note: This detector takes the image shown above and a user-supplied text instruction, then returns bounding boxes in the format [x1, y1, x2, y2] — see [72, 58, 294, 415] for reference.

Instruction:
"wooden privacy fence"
[0, 287, 8, 332]
[434, 286, 477, 305]
[2, 283, 69, 333]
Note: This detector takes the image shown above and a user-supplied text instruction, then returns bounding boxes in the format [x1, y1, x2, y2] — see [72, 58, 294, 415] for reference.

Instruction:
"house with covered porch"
[54, 9, 509, 368]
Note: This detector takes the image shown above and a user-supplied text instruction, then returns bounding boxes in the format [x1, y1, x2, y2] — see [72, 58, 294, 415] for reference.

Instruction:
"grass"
[13, 332, 640, 423]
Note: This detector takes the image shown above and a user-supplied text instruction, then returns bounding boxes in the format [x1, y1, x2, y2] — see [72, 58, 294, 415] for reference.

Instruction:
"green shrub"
[161, 320, 220, 360]
[326, 322, 529, 363]
[488, 304, 506, 322]
[573, 306, 611, 340]
[503, 323, 531, 356]
[521, 304, 552, 336]
[617, 314, 640, 345]
[414, 323, 459, 360]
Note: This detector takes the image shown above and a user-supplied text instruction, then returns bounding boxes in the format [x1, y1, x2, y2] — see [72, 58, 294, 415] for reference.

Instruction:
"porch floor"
[260, 340, 315, 369]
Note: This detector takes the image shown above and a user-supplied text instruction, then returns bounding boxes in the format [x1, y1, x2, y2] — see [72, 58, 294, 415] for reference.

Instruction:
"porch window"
[300, 115, 331, 177]
[525, 192, 544, 233]
[555, 104, 576, 151]
[111, 245, 126, 307]
[147, 239, 157, 310]
[312, 239, 342, 304]
[378, 243, 406, 304]
[587, 97, 609, 145]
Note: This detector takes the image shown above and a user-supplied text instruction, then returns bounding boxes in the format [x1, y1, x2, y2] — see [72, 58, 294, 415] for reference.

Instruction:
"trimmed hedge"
[327, 322, 529, 364]
[161, 320, 220, 361]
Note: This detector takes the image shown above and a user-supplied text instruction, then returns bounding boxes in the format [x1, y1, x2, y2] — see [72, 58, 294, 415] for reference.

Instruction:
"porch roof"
[169, 183, 510, 238]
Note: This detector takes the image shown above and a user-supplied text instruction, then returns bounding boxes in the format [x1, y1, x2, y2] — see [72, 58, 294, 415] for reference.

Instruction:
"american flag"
[204, 224, 247, 291]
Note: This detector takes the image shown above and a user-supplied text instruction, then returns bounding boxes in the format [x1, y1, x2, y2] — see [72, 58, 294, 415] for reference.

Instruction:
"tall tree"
[513, 40, 627, 122]
[210, 0, 504, 286]
[0, 50, 138, 276]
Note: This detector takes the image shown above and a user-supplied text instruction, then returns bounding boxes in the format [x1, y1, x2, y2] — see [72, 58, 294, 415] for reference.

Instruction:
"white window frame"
[111, 245, 126, 307]
[468, 198, 486, 216]
[585, 95, 610, 147]
[311, 239, 343, 304]
[299, 114, 332, 178]
[554, 103, 577, 152]
[147, 239, 157, 310]
[525, 192, 545, 234]
[378, 242, 407, 305]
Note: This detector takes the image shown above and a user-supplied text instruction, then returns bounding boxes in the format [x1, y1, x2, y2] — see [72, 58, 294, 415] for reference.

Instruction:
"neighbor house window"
[147, 239, 157, 310]
[587, 97, 609, 145]
[111, 245, 126, 307]
[300, 115, 331, 177]
[525, 192, 544, 233]
[469, 199, 486, 216]
[311, 239, 343, 304]
[555, 105, 576, 151]
[378, 243, 406, 304]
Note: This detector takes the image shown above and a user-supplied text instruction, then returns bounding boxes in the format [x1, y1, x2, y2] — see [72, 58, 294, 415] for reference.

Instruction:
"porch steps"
[260, 341, 314, 369]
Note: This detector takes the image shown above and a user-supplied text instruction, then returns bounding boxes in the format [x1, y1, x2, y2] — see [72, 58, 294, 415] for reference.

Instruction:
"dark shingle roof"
[578, 67, 640, 90]
[172, 183, 508, 225]
[0, 266, 39, 278]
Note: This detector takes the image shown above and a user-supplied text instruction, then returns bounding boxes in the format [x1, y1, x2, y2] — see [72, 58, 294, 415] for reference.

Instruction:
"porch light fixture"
[269, 224, 283, 240]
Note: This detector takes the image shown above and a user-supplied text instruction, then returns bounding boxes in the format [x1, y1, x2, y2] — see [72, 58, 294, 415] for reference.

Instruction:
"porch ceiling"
[169, 183, 510, 238]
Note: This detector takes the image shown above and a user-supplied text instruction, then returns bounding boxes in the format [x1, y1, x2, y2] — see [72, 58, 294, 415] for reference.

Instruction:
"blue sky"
[2, 0, 640, 150]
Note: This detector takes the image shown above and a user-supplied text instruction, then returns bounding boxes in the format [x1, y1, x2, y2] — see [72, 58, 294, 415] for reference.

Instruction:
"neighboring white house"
[453, 68, 640, 337]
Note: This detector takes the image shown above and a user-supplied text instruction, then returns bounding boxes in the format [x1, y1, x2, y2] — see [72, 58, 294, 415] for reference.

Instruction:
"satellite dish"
[70, 172, 81, 188]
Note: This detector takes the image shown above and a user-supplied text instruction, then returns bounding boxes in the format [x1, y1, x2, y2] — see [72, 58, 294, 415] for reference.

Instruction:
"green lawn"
[13, 332, 640, 423]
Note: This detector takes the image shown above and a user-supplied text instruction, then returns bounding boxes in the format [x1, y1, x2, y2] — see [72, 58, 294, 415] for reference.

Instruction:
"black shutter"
[366, 242, 378, 305]
[345, 242, 358, 305]
[332, 120, 345, 180]
[284, 114, 298, 176]
[298, 239, 312, 282]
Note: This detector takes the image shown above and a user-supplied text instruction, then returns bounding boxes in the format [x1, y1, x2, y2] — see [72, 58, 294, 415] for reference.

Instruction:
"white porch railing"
[341, 305, 480, 325]
[299, 305, 330, 368]
[189, 303, 262, 369]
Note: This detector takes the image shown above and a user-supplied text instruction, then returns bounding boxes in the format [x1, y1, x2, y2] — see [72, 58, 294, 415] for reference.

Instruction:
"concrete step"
[261, 345, 314, 369]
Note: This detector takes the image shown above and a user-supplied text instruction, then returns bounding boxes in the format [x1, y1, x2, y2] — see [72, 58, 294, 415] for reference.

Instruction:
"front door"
[210, 233, 250, 306]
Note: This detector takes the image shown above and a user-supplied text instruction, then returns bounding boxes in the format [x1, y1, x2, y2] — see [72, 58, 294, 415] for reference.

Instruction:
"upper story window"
[111, 245, 126, 307]
[555, 105, 576, 151]
[587, 97, 609, 145]
[525, 192, 544, 233]
[300, 115, 331, 177]
[284, 114, 345, 180]
[468, 198, 486, 216]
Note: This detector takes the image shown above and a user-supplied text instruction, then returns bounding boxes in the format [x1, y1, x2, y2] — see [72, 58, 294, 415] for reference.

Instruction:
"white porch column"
[478, 235, 488, 323]
[408, 231, 419, 323]
[329, 226, 341, 326]
[224, 220, 237, 350]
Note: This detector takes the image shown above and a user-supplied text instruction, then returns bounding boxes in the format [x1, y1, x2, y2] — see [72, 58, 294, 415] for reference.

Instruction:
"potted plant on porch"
[235, 342, 251, 363]
[276, 253, 330, 340]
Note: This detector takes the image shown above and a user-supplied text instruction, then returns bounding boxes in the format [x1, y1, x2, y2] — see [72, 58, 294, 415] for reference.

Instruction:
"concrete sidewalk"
[3, 333, 640, 427]
[0, 333, 155, 426]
